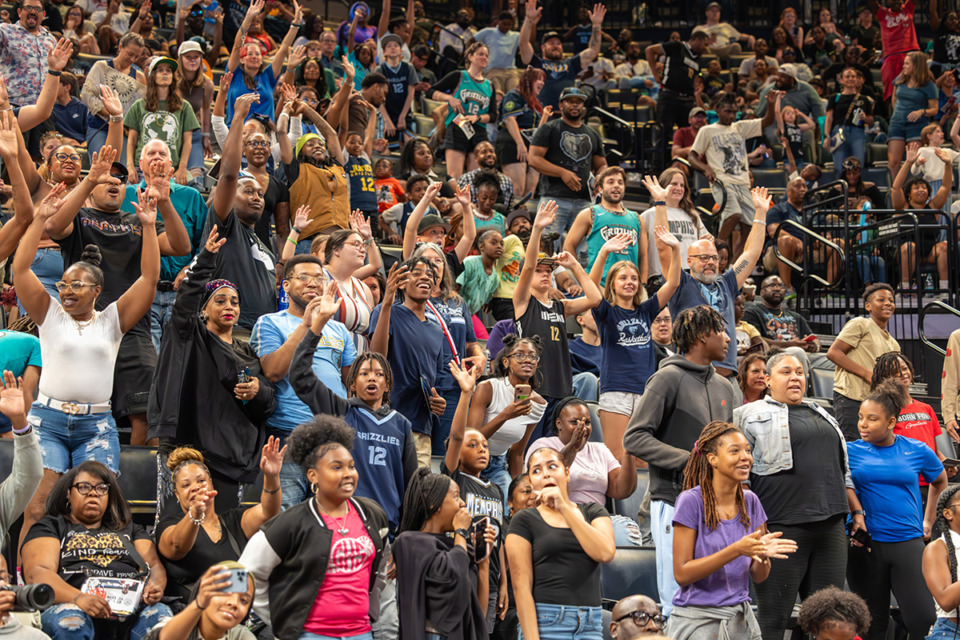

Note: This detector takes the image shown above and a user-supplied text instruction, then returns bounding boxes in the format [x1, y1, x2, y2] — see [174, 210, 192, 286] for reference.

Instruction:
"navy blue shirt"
[669, 269, 740, 371]
[847, 435, 943, 542]
[378, 60, 418, 122]
[52, 98, 89, 142]
[427, 296, 476, 392]
[368, 303, 446, 435]
[592, 297, 663, 394]
[529, 53, 583, 108]
[343, 151, 378, 213]
[766, 201, 804, 241]
[568, 337, 601, 377]
[347, 405, 413, 530]
[498, 88, 538, 130]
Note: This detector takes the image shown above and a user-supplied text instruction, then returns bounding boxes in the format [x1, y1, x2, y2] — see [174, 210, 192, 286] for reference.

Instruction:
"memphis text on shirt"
[81, 216, 145, 236]
[539, 308, 565, 324]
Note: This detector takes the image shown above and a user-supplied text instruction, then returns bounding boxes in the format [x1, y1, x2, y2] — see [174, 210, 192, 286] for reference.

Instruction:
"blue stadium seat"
[613, 469, 650, 525]
[601, 546, 659, 603]
[586, 402, 605, 444]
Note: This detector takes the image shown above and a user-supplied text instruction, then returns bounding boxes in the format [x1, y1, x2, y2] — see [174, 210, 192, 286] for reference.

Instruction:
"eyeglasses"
[72, 482, 110, 496]
[508, 354, 539, 363]
[689, 254, 720, 263]
[614, 610, 665, 628]
[244, 140, 269, 149]
[55, 280, 97, 293]
[344, 240, 366, 250]
[303, 98, 319, 105]
[652, 316, 672, 325]
[54, 153, 82, 163]
[291, 274, 325, 285]
[21, 5, 44, 12]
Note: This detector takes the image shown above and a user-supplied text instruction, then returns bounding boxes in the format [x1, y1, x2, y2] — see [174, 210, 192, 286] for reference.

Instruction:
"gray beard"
[694, 270, 719, 285]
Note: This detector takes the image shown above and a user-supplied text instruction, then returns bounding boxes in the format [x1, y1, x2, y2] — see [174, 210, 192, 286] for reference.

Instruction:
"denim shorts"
[27, 403, 120, 474]
[888, 118, 925, 142]
[927, 617, 960, 640]
[518, 603, 603, 640]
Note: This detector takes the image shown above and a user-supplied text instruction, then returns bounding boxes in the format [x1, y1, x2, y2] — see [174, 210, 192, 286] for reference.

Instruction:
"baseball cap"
[541, 30, 562, 44]
[178, 40, 203, 57]
[380, 33, 403, 48]
[418, 213, 450, 234]
[148, 56, 178, 75]
[110, 161, 129, 182]
[559, 86, 589, 102]
[689, 106, 707, 118]
[706, 1, 721, 8]
[506, 208, 531, 228]
[778, 63, 798, 79]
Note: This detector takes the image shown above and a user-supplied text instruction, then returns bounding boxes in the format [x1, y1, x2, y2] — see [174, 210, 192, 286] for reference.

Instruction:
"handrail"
[671, 158, 727, 216]
[772, 218, 845, 288]
[918, 301, 960, 357]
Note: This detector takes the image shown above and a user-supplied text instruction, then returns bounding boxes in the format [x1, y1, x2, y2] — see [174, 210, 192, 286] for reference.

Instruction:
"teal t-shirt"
[444, 70, 493, 127]
[123, 98, 200, 169]
[586, 205, 641, 286]
[474, 211, 505, 236]
[0, 330, 41, 376]
[456, 255, 500, 314]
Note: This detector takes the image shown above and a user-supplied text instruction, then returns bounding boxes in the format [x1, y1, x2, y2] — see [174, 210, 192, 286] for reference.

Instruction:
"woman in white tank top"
[924, 484, 960, 636]
[466, 335, 546, 503]
[12, 176, 160, 548]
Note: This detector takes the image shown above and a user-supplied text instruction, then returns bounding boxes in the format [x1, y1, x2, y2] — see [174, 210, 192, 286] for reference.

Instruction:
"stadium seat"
[866, 143, 888, 167]
[810, 368, 834, 400]
[587, 402, 605, 444]
[602, 608, 614, 640]
[613, 469, 650, 525]
[751, 168, 788, 191]
[861, 167, 890, 188]
[600, 546, 659, 603]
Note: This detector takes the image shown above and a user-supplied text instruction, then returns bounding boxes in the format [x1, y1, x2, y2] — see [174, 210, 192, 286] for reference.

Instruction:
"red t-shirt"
[895, 399, 942, 486]
[303, 504, 376, 635]
[877, 0, 919, 54]
[673, 126, 697, 150]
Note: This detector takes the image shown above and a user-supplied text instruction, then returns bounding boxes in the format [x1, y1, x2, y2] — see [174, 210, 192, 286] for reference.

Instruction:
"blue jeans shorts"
[27, 403, 120, 474]
[888, 117, 925, 142]
[518, 603, 603, 640]
[41, 601, 171, 640]
[927, 617, 960, 640]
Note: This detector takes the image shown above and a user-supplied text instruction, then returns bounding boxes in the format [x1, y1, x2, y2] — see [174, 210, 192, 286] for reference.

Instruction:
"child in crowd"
[457, 229, 504, 315]
[472, 172, 506, 235]
[375, 157, 406, 215]
[341, 105, 379, 234]
[700, 60, 730, 99]
[381, 174, 431, 245]
[924, 484, 960, 640]
[916, 123, 958, 208]
[776, 92, 815, 169]
[797, 587, 872, 640]
[378, 33, 418, 145]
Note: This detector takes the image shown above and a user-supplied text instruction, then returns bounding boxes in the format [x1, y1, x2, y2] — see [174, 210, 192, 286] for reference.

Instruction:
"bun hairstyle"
[167, 447, 210, 484]
[399, 467, 454, 533]
[493, 334, 542, 380]
[70, 244, 105, 288]
[286, 415, 355, 471]
[863, 379, 908, 420]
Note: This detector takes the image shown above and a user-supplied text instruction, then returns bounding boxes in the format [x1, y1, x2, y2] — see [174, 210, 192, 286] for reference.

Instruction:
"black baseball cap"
[541, 30, 562, 44]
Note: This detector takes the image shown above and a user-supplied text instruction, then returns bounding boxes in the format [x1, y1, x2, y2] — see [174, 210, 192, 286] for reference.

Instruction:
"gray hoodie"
[623, 355, 741, 505]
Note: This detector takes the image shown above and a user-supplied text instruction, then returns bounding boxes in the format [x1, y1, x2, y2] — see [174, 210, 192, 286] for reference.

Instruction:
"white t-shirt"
[738, 56, 779, 76]
[690, 118, 763, 187]
[483, 377, 546, 456]
[614, 59, 653, 79]
[38, 301, 123, 404]
[696, 22, 741, 47]
[640, 206, 711, 277]
[910, 146, 960, 182]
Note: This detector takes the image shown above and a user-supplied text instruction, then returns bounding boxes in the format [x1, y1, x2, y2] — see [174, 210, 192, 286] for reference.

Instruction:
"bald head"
[611, 595, 663, 639]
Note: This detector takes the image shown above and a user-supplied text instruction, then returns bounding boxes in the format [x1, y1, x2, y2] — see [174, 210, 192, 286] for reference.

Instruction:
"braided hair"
[399, 467, 454, 533]
[870, 351, 914, 391]
[682, 421, 751, 531]
[932, 484, 960, 587]
[672, 305, 726, 355]
[797, 586, 871, 637]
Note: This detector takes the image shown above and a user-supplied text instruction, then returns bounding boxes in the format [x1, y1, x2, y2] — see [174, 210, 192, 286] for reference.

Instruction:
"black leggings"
[754, 515, 848, 640]
[847, 538, 936, 640]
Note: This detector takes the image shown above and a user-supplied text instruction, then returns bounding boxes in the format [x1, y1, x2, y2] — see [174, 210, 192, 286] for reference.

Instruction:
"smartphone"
[237, 367, 251, 384]
[473, 517, 490, 564]
[850, 528, 871, 547]
[223, 569, 249, 594]
[516, 384, 531, 402]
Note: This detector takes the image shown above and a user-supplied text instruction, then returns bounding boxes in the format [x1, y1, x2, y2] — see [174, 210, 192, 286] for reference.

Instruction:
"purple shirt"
[671, 486, 767, 608]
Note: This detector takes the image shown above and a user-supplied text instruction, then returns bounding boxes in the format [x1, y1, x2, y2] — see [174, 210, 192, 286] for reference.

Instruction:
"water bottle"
[278, 286, 289, 311]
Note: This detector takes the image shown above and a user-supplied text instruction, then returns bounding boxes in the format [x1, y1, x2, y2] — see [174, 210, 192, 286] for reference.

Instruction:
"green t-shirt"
[456, 255, 500, 314]
[123, 98, 200, 169]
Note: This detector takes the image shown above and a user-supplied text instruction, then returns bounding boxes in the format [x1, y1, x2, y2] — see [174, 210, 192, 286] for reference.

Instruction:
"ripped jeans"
[41, 602, 171, 640]
[28, 404, 120, 474]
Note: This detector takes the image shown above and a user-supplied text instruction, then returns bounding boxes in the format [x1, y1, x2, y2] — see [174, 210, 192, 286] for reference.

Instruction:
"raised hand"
[587, 2, 606, 26]
[642, 174, 669, 202]
[194, 566, 233, 612]
[87, 145, 120, 185]
[259, 435, 287, 477]
[288, 45, 306, 70]
[48, 38, 73, 72]
[554, 251, 578, 270]
[0, 371, 25, 421]
[245, 0, 265, 21]
[452, 182, 471, 209]
[525, 0, 543, 23]
[534, 199, 558, 230]
[654, 224, 680, 248]
[36, 182, 68, 221]
[341, 55, 355, 83]
[291, 0, 302, 25]
[311, 280, 341, 332]
[750, 186, 772, 215]
[424, 180, 444, 202]
[99, 85, 123, 117]
[449, 359, 478, 394]
[293, 204, 311, 230]
[350, 209, 373, 240]
[137, 0, 150, 18]
[602, 231, 633, 254]
[145, 158, 173, 203]
[0, 110, 18, 160]
[935, 146, 953, 165]
[235, 93, 260, 121]
[384, 263, 409, 303]
[213, 6, 223, 24]
[204, 226, 226, 253]
[132, 186, 158, 226]
[905, 141, 920, 163]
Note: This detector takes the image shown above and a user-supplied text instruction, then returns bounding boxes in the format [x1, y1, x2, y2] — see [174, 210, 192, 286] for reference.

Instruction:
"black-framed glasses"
[508, 354, 539, 363]
[55, 280, 97, 293]
[72, 482, 110, 496]
[21, 4, 44, 13]
[615, 610, 665, 628]
[54, 153, 82, 163]
[689, 254, 720, 263]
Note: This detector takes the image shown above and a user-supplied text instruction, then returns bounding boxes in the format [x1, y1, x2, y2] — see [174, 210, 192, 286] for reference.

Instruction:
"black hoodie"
[623, 355, 741, 505]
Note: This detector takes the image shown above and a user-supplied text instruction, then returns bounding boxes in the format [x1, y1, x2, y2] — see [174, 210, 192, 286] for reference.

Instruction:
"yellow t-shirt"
[493, 234, 524, 300]
[832, 316, 900, 401]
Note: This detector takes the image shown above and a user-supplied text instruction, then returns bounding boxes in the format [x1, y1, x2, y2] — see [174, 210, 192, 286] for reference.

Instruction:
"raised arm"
[518, 0, 542, 65]
[0, 113, 32, 263]
[45, 145, 119, 240]
[589, 233, 630, 289]
[321, 56, 356, 134]
[577, 3, 606, 67]
[349, 209, 383, 281]
[442, 360, 478, 475]
[452, 183, 477, 263]
[891, 142, 918, 210]
[556, 251, 602, 316]
[732, 187, 771, 289]
[930, 147, 954, 210]
[298, 102, 342, 161]
[270, 1, 302, 79]
[116, 187, 161, 333]
[213, 92, 259, 222]
[228, 0, 264, 72]
[512, 200, 557, 318]
[654, 226, 682, 307]
[402, 180, 444, 258]
[369, 263, 409, 357]
[12, 186, 65, 324]
[378, 0, 392, 42]
[15, 39, 71, 131]
[239, 437, 286, 537]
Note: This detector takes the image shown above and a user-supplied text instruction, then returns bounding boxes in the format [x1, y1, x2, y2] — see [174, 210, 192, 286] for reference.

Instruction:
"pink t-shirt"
[303, 504, 376, 635]
[525, 436, 620, 505]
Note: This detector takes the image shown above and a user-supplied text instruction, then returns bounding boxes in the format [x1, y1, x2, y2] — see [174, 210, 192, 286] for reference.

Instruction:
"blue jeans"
[278, 449, 310, 510]
[830, 126, 866, 169]
[855, 254, 886, 285]
[518, 603, 603, 640]
[425, 635, 446, 640]
[572, 372, 598, 403]
[927, 617, 959, 640]
[432, 387, 461, 456]
[17, 247, 63, 315]
[295, 238, 316, 255]
[85, 121, 128, 162]
[150, 289, 177, 352]
[481, 453, 512, 512]
[651, 499, 681, 616]
[611, 514, 643, 547]
[546, 198, 592, 248]
[299, 633, 374, 640]
[27, 403, 120, 474]
[188, 129, 205, 172]
[41, 602, 171, 640]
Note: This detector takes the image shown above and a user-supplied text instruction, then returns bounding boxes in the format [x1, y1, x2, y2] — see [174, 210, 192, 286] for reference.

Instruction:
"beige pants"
[486, 67, 521, 94]
[413, 432, 432, 469]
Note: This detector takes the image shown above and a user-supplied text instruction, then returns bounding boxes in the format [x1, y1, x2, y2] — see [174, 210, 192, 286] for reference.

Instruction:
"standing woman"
[639, 168, 712, 284]
[239, 417, 389, 640]
[846, 380, 947, 640]
[225, 0, 302, 124]
[148, 228, 276, 515]
[430, 42, 495, 180]
[667, 422, 797, 640]
[322, 219, 383, 350]
[922, 484, 960, 640]
[497, 67, 550, 199]
[506, 446, 615, 640]
[467, 335, 548, 501]
[886, 50, 937, 176]
[394, 467, 493, 640]
[734, 351, 860, 640]
[177, 40, 215, 185]
[124, 57, 200, 186]
[80, 32, 146, 157]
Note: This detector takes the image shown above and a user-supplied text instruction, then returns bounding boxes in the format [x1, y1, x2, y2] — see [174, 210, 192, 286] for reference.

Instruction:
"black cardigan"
[147, 247, 276, 483]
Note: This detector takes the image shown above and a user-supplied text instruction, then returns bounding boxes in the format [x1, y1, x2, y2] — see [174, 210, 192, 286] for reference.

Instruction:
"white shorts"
[599, 391, 643, 417]
[714, 181, 755, 224]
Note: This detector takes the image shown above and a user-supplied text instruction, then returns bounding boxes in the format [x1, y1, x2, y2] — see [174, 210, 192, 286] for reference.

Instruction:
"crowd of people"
[0, 0, 958, 639]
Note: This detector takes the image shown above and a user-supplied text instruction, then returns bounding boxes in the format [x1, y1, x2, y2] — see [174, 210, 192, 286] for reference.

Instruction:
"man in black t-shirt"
[44, 147, 191, 445]
[528, 87, 606, 239]
[517, 0, 605, 108]
[645, 30, 710, 159]
[743, 274, 821, 377]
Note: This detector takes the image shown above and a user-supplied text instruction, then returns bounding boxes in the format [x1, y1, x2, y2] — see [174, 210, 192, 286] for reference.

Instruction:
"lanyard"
[425, 300, 461, 368]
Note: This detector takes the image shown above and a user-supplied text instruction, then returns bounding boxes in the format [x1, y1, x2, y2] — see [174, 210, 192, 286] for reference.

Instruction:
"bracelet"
[362, 238, 372, 246]
[753, 219, 766, 225]
[263, 486, 280, 495]
[189, 512, 205, 526]
[287, 237, 297, 245]
[108, 115, 123, 123]
[291, 226, 301, 234]
[651, 200, 666, 206]
[454, 528, 470, 540]
[12, 424, 31, 436]
[47, 69, 61, 77]
[852, 509, 865, 517]
[196, 599, 207, 611]
[291, 21, 303, 27]
[201, 133, 210, 138]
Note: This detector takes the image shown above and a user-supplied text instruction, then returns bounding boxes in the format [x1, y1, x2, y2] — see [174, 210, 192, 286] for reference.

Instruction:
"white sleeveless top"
[483, 377, 547, 456]
[936, 529, 960, 618]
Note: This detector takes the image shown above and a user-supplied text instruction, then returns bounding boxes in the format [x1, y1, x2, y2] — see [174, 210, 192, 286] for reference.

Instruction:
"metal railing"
[772, 218, 846, 288]
[919, 301, 960, 358]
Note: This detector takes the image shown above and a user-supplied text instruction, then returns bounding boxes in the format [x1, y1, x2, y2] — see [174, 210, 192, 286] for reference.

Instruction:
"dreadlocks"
[672, 305, 726, 355]
[870, 352, 914, 391]
[931, 484, 960, 587]
[682, 421, 751, 531]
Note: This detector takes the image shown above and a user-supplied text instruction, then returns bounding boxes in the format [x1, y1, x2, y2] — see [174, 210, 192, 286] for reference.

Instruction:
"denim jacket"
[733, 396, 854, 489]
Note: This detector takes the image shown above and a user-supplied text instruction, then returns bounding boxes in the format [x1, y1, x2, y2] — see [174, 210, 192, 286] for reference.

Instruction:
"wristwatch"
[852, 509, 865, 517]
[454, 528, 470, 540]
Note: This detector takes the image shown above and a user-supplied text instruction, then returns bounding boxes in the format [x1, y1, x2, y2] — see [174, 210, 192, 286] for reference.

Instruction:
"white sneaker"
[895, 290, 918, 307]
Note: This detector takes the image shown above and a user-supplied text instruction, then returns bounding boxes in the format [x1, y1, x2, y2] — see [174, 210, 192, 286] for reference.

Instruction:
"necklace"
[71, 311, 97, 335]
[317, 500, 350, 535]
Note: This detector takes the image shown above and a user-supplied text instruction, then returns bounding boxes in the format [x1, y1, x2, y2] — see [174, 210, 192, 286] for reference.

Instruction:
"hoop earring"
[311, 483, 319, 495]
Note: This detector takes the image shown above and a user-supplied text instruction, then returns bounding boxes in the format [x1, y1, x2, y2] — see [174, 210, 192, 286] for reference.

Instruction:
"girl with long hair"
[887, 50, 938, 176]
[922, 484, 960, 640]
[639, 168, 712, 283]
[666, 422, 796, 640]
[177, 41, 215, 182]
[846, 380, 947, 640]
[124, 57, 200, 186]
[497, 66, 551, 199]
[777, 7, 804, 50]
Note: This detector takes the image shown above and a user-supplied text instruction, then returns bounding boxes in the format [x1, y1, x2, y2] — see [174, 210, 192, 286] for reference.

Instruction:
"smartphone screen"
[473, 518, 488, 563]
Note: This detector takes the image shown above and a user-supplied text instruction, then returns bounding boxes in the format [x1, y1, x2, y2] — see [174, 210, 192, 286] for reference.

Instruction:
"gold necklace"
[71, 311, 97, 335]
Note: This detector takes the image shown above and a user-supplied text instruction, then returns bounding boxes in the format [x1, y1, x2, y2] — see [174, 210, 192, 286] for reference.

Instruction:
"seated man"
[610, 594, 665, 639]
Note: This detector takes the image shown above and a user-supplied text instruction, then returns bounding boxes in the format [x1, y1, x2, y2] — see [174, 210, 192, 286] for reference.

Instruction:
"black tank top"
[516, 297, 572, 398]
